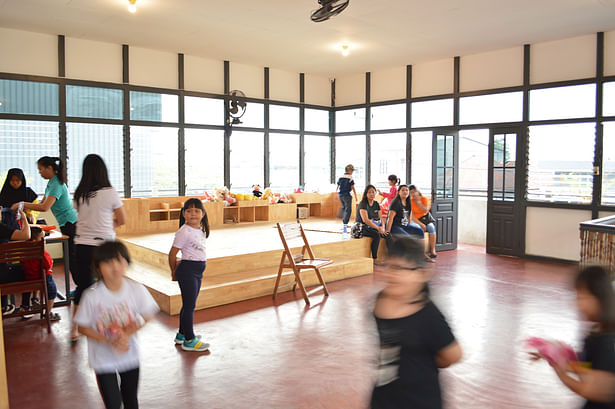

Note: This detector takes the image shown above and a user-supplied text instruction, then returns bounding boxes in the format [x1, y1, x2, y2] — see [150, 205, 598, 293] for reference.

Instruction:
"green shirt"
[44, 176, 77, 226]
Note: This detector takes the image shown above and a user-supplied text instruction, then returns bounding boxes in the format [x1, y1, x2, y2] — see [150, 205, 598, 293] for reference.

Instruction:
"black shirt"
[582, 332, 615, 409]
[371, 300, 455, 409]
[356, 200, 380, 224]
[388, 198, 411, 227]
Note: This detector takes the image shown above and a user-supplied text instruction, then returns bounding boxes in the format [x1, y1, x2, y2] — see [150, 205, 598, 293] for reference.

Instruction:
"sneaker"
[18, 306, 34, 320]
[2, 305, 15, 316]
[174, 333, 202, 345]
[31, 297, 41, 306]
[182, 337, 209, 352]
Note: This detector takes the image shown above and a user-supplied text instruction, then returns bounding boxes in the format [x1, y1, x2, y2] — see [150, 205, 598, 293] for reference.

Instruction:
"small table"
[45, 230, 71, 307]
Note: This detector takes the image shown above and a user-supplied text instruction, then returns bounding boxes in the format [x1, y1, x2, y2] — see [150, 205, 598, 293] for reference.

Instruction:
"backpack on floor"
[350, 222, 363, 239]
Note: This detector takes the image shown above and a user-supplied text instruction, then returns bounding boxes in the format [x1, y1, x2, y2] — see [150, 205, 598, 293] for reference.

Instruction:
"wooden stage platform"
[119, 218, 375, 315]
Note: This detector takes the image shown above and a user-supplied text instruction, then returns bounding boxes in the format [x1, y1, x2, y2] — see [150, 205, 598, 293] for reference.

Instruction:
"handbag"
[418, 212, 436, 226]
[350, 222, 363, 239]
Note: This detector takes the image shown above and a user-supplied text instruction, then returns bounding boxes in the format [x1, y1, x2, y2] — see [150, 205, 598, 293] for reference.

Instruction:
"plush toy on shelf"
[215, 187, 237, 206]
[202, 191, 215, 202]
[294, 186, 304, 193]
[252, 184, 263, 198]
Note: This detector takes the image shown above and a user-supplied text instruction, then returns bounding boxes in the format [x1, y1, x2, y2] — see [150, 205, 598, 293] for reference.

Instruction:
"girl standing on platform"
[75, 241, 159, 409]
[548, 265, 615, 408]
[168, 198, 210, 352]
[72, 154, 126, 342]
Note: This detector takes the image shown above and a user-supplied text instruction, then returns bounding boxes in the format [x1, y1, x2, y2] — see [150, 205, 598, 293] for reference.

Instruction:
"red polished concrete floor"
[3, 244, 586, 409]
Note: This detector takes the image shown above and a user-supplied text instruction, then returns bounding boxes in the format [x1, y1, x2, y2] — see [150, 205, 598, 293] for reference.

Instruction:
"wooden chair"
[0, 240, 50, 333]
[273, 222, 332, 306]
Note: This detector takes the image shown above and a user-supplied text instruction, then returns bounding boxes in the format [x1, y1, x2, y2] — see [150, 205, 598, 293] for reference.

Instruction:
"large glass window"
[336, 108, 365, 133]
[185, 96, 224, 125]
[129, 91, 178, 122]
[459, 92, 523, 125]
[458, 130, 489, 197]
[235, 102, 264, 128]
[604, 82, 615, 117]
[370, 103, 406, 131]
[130, 126, 178, 197]
[66, 86, 122, 119]
[67, 123, 124, 196]
[185, 129, 224, 194]
[305, 108, 329, 133]
[0, 120, 59, 194]
[410, 131, 432, 192]
[269, 133, 299, 190]
[305, 135, 331, 191]
[370, 133, 407, 187]
[528, 123, 595, 203]
[230, 131, 263, 191]
[269, 105, 299, 130]
[530, 84, 596, 121]
[602, 122, 615, 205]
[0, 79, 58, 116]
[335, 134, 365, 189]
[411, 99, 454, 128]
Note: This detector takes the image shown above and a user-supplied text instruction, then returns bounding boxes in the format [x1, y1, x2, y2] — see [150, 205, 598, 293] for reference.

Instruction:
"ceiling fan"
[311, 0, 350, 22]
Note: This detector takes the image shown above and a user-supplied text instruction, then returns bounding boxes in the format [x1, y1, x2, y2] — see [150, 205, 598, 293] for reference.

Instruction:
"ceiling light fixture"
[128, 0, 137, 13]
[341, 44, 350, 56]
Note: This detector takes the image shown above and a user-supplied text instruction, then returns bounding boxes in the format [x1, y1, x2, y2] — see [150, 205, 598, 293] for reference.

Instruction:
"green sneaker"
[174, 333, 201, 345]
[182, 337, 209, 352]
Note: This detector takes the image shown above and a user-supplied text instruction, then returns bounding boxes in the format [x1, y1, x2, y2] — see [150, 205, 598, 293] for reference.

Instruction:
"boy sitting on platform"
[20, 226, 60, 321]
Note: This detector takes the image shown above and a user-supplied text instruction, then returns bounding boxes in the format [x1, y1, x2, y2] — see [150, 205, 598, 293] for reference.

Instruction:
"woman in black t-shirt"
[357, 185, 385, 259]
[385, 185, 425, 239]
[548, 265, 615, 408]
[371, 236, 462, 409]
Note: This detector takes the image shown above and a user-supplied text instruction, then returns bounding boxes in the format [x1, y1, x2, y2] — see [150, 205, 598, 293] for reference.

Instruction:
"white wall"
[605, 30, 615, 76]
[460, 47, 524, 92]
[0, 27, 57, 77]
[65, 37, 122, 84]
[530, 35, 596, 84]
[269, 68, 298, 102]
[412, 58, 454, 98]
[526, 207, 592, 262]
[335, 72, 365, 106]
[371, 66, 406, 102]
[184, 55, 224, 94]
[458, 197, 487, 246]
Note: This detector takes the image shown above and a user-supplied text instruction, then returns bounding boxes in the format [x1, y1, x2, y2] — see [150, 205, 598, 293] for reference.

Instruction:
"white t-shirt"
[75, 187, 123, 246]
[74, 278, 159, 374]
[172, 224, 207, 261]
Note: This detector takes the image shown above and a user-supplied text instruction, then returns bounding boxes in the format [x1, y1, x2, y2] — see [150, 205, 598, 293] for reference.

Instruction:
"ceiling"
[1, 0, 615, 77]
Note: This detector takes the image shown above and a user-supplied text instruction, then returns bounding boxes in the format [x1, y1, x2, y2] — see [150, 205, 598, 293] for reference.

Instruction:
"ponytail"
[38, 156, 66, 185]
[388, 174, 400, 186]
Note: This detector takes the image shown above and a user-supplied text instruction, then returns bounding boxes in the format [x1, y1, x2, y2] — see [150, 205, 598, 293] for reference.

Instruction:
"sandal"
[31, 297, 41, 306]
[49, 312, 61, 321]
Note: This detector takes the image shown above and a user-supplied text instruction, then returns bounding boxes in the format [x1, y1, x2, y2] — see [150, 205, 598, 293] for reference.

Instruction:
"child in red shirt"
[21, 226, 60, 321]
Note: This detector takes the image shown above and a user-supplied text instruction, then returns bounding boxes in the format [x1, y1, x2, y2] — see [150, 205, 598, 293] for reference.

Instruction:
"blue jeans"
[391, 224, 425, 239]
[176, 260, 206, 341]
[338, 194, 352, 225]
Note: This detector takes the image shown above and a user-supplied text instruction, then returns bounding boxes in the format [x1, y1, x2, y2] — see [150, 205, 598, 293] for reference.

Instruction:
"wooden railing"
[580, 215, 615, 272]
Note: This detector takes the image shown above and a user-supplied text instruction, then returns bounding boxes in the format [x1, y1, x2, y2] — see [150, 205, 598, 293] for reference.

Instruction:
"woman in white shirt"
[72, 154, 126, 342]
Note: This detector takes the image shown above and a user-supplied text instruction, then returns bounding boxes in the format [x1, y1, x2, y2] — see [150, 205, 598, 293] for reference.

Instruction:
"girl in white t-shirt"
[168, 198, 210, 352]
[75, 241, 159, 409]
[72, 154, 126, 342]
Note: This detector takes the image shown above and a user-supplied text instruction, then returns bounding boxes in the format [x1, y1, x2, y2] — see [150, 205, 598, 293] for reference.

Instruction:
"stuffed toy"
[278, 193, 291, 204]
[252, 184, 263, 198]
[525, 337, 577, 367]
[215, 188, 236, 206]
[202, 191, 215, 202]
[294, 186, 304, 193]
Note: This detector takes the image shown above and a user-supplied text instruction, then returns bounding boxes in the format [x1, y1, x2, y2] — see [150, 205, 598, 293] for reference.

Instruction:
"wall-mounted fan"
[227, 89, 247, 125]
[311, 0, 350, 22]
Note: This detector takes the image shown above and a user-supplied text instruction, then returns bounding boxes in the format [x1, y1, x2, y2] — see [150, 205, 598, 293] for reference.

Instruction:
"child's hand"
[110, 332, 130, 352]
[528, 352, 543, 361]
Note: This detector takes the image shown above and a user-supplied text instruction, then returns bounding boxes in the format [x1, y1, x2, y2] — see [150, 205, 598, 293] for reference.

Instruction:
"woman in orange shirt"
[409, 185, 437, 259]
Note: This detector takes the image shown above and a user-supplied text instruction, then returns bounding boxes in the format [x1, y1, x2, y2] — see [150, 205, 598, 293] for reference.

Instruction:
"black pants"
[60, 222, 77, 284]
[96, 367, 140, 409]
[0, 264, 24, 307]
[362, 225, 382, 259]
[74, 244, 97, 305]
[176, 260, 205, 341]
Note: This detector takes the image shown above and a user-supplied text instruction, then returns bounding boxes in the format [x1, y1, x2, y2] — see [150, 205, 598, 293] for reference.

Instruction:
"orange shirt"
[411, 196, 430, 219]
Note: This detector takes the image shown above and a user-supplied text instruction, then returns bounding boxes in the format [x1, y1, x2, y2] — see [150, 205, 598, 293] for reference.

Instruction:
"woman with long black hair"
[71, 154, 126, 342]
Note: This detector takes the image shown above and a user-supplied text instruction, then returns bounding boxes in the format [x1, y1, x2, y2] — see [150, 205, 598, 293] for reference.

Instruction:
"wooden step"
[126, 256, 373, 315]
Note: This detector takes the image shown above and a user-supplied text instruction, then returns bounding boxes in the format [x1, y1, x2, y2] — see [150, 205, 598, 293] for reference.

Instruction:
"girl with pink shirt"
[168, 198, 210, 352]
[377, 174, 400, 202]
